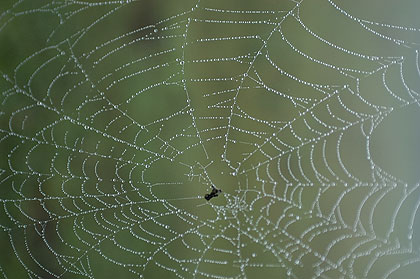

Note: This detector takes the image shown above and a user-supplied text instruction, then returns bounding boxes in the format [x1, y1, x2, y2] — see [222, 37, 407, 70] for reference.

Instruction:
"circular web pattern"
[1, 0, 420, 278]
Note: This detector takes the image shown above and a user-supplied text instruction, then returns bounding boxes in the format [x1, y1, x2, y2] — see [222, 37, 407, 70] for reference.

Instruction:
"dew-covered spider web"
[1, 0, 420, 278]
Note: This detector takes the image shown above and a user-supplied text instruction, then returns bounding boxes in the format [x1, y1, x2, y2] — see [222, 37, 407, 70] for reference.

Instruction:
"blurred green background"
[1, 0, 419, 278]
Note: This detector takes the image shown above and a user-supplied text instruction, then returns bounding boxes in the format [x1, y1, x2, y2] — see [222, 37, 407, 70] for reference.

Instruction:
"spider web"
[1, 0, 420, 278]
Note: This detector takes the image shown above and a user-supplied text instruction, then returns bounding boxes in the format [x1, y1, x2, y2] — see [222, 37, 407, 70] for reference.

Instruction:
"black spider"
[204, 187, 222, 201]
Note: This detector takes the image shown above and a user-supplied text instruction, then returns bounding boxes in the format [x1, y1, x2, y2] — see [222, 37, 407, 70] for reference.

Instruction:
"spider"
[204, 187, 222, 201]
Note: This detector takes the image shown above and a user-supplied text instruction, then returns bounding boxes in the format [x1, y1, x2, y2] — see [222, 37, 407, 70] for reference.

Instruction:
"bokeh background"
[1, 0, 420, 278]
